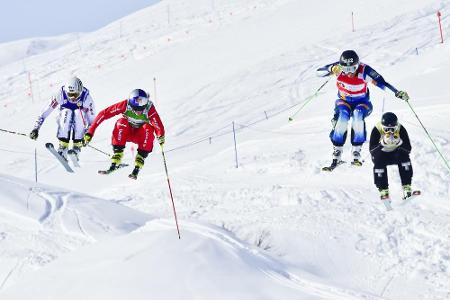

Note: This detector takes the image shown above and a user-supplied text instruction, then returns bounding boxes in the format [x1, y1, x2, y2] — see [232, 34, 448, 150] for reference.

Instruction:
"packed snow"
[0, 0, 449, 299]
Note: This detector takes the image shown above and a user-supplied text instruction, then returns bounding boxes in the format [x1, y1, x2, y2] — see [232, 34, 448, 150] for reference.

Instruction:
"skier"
[83, 88, 165, 179]
[29, 76, 96, 160]
[316, 50, 410, 170]
[369, 112, 414, 201]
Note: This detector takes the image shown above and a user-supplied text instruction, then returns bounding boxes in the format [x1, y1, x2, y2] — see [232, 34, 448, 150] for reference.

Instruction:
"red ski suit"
[87, 99, 164, 152]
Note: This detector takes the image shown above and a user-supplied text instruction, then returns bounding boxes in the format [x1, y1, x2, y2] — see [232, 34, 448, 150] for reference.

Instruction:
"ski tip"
[45, 142, 54, 148]
[288, 117, 293, 122]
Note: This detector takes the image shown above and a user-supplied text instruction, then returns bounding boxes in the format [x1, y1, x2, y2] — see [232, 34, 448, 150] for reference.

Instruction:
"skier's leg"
[397, 150, 413, 197]
[108, 118, 131, 169]
[351, 102, 372, 158]
[130, 123, 155, 177]
[71, 111, 86, 156]
[372, 146, 392, 198]
[56, 108, 74, 159]
[330, 101, 351, 147]
[112, 117, 131, 146]
[329, 101, 351, 163]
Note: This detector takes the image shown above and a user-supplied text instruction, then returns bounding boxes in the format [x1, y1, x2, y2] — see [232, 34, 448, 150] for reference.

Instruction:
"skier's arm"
[364, 65, 409, 100]
[83, 93, 96, 128]
[363, 65, 394, 91]
[33, 95, 61, 130]
[148, 105, 165, 138]
[398, 125, 411, 152]
[316, 62, 340, 77]
[369, 127, 381, 152]
[87, 100, 127, 137]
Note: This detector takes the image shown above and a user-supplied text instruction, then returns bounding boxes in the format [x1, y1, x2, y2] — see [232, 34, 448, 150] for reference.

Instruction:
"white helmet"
[64, 76, 83, 101]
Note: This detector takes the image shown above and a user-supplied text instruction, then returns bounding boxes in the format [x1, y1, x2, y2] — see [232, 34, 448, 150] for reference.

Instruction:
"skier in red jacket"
[83, 89, 165, 179]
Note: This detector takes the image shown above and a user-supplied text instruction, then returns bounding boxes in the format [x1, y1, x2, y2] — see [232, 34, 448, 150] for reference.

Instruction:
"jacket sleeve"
[398, 125, 411, 152]
[364, 64, 399, 93]
[82, 93, 96, 128]
[87, 100, 128, 136]
[33, 93, 62, 130]
[316, 62, 339, 77]
[148, 105, 165, 137]
[369, 127, 381, 152]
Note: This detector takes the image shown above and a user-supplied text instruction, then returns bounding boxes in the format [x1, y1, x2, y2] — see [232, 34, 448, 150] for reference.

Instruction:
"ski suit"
[317, 62, 397, 147]
[33, 87, 96, 142]
[87, 99, 164, 152]
[369, 122, 413, 190]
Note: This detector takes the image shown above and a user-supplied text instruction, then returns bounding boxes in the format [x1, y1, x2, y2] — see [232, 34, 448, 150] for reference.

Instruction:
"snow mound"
[1, 219, 381, 300]
[0, 173, 150, 289]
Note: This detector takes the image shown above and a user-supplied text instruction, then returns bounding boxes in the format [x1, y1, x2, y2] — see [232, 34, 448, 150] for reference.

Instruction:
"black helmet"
[381, 112, 399, 133]
[381, 112, 398, 127]
[339, 50, 359, 74]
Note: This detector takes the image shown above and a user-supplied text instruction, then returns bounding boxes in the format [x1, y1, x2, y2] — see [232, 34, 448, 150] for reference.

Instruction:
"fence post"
[34, 148, 38, 183]
[27, 72, 34, 103]
[351, 12, 355, 32]
[232, 121, 238, 168]
[437, 11, 444, 43]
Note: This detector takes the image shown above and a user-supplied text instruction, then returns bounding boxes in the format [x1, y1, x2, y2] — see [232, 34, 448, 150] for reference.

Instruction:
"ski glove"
[29, 129, 39, 140]
[157, 135, 165, 146]
[331, 64, 342, 76]
[83, 133, 92, 146]
[395, 90, 409, 101]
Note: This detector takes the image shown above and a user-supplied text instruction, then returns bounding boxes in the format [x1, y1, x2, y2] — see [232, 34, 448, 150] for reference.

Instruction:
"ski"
[350, 159, 363, 167]
[400, 190, 421, 206]
[45, 143, 74, 173]
[67, 149, 80, 168]
[322, 160, 345, 172]
[98, 163, 129, 175]
[381, 197, 393, 211]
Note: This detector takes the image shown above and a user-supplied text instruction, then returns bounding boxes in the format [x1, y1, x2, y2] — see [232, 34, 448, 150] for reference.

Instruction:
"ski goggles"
[340, 64, 359, 74]
[67, 91, 80, 100]
[382, 125, 398, 133]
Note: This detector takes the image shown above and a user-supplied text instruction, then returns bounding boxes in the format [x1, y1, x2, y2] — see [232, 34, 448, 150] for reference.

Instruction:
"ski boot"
[402, 185, 412, 199]
[322, 146, 344, 171]
[351, 145, 363, 166]
[128, 167, 140, 180]
[57, 140, 69, 161]
[128, 152, 147, 179]
[379, 189, 392, 210]
[69, 140, 83, 162]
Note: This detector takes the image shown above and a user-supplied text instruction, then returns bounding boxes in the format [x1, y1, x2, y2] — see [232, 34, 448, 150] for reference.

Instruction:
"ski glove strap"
[157, 135, 165, 146]
[395, 90, 409, 101]
[83, 133, 92, 146]
[29, 129, 39, 140]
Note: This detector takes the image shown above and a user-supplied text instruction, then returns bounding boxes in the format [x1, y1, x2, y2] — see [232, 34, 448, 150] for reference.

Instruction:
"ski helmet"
[128, 89, 150, 112]
[381, 112, 399, 132]
[339, 50, 360, 74]
[64, 76, 83, 101]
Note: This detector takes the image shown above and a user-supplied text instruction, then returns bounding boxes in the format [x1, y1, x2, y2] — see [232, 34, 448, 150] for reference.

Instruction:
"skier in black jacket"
[369, 112, 414, 201]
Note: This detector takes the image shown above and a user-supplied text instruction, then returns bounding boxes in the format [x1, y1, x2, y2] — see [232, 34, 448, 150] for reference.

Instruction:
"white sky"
[0, 0, 160, 43]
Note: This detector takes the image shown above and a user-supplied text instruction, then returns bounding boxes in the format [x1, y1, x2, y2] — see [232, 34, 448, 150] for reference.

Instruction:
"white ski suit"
[33, 86, 96, 141]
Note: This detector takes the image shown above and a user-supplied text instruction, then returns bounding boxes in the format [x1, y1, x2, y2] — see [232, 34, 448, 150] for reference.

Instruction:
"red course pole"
[437, 11, 444, 43]
[161, 146, 181, 239]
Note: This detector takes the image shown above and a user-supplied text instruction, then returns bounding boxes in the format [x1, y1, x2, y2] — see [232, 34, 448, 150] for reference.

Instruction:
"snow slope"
[0, 0, 450, 299]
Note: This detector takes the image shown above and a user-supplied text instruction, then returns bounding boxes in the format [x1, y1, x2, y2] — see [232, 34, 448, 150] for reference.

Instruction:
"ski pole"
[88, 144, 111, 157]
[161, 145, 181, 239]
[288, 77, 331, 121]
[77, 103, 110, 157]
[0, 128, 27, 136]
[405, 99, 450, 171]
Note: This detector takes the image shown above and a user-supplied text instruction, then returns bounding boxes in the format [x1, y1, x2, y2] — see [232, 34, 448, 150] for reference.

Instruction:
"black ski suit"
[369, 123, 413, 190]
